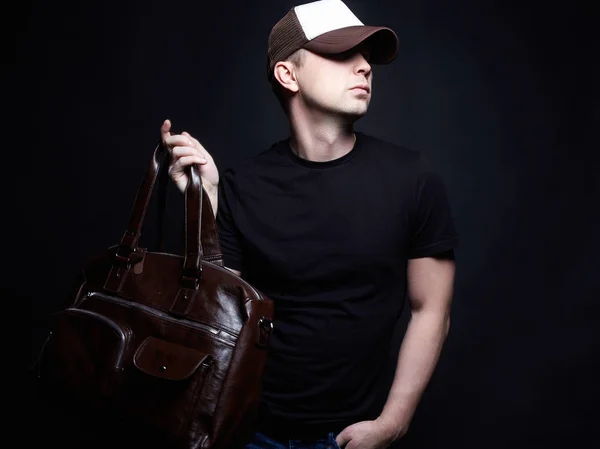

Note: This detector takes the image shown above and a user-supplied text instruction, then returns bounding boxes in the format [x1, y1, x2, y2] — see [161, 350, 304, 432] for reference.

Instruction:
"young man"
[162, 1, 458, 448]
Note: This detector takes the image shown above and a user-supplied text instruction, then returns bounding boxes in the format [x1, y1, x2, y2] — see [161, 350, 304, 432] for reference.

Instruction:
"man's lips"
[350, 84, 370, 93]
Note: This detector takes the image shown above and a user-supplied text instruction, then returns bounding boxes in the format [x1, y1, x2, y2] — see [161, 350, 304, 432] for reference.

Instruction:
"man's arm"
[205, 185, 219, 218]
[376, 254, 456, 443]
[161, 119, 220, 216]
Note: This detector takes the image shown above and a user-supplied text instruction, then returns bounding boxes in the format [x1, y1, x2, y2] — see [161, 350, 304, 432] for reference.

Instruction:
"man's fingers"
[171, 146, 207, 161]
[336, 429, 350, 448]
[165, 135, 196, 148]
[165, 129, 212, 162]
[161, 119, 172, 142]
[162, 122, 199, 150]
[182, 132, 202, 150]
[181, 131, 211, 160]
[171, 155, 208, 173]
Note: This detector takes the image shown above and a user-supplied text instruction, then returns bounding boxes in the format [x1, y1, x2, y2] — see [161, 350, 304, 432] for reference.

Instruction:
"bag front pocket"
[119, 336, 214, 441]
[38, 308, 132, 402]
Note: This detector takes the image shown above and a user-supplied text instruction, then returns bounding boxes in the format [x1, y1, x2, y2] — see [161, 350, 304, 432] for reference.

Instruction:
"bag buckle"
[114, 247, 132, 269]
[114, 246, 145, 270]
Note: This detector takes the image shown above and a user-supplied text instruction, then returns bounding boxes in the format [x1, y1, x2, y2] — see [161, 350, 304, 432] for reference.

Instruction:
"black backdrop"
[12, 0, 599, 448]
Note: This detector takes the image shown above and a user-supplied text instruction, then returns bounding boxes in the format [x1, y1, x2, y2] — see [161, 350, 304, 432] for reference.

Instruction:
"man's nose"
[355, 53, 372, 75]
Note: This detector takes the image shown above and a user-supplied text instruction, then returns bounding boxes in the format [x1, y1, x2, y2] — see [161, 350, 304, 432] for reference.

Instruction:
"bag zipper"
[87, 292, 237, 347]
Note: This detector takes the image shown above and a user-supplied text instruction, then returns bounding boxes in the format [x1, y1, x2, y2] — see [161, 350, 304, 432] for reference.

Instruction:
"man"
[161, 1, 457, 448]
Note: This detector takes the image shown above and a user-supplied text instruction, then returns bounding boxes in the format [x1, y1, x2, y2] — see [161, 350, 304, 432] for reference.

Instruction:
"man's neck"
[288, 110, 356, 162]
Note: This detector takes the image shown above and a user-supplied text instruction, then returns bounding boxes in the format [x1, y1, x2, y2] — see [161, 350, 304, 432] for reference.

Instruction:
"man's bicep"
[407, 256, 455, 313]
[408, 163, 458, 258]
[216, 169, 246, 271]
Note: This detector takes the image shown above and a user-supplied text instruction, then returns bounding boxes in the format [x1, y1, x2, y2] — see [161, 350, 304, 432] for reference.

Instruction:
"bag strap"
[155, 143, 169, 252]
[104, 140, 223, 297]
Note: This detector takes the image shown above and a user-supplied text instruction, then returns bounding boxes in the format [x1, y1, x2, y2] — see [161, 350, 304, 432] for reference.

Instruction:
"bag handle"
[103, 140, 223, 301]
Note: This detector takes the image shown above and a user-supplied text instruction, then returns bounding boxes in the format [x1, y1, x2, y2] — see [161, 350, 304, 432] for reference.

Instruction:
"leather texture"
[35, 141, 274, 449]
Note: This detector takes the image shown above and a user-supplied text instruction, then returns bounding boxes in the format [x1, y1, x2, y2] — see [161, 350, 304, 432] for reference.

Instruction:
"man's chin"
[314, 103, 368, 122]
[341, 107, 368, 122]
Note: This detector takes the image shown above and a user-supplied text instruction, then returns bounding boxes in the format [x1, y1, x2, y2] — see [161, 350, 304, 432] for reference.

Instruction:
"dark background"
[11, 0, 598, 448]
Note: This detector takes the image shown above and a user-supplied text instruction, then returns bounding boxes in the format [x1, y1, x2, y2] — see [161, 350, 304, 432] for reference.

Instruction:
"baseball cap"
[267, 0, 399, 81]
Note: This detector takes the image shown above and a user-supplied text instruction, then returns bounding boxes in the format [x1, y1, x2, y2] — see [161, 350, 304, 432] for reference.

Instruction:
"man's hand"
[336, 418, 402, 449]
[161, 119, 219, 196]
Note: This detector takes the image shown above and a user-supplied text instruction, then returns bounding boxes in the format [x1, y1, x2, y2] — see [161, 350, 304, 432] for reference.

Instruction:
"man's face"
[295, 44, 372, 120]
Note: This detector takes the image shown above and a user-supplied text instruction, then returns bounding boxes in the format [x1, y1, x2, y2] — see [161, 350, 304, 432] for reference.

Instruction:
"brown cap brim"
[303, 25, 399, 64]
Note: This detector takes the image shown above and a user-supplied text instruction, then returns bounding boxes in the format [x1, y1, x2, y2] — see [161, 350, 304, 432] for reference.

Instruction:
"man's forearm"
[206, 185, 218, 217]
[377, 310, 450, 439]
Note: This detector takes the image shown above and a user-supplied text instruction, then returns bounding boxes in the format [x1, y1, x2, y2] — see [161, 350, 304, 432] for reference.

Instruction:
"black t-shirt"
[216, 132, 458, 436]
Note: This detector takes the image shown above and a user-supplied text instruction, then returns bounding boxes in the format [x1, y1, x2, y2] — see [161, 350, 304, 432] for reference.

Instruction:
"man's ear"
[273, 61, 299, 94]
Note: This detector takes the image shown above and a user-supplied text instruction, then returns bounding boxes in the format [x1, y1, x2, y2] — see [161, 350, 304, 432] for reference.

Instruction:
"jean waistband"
[256, 410, 347, 441]
[254, 430, 340, 447]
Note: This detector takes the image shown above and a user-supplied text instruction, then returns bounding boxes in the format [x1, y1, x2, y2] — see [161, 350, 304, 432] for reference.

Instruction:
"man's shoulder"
[358, 132, 423, 167]
[221, 139, 288, 177]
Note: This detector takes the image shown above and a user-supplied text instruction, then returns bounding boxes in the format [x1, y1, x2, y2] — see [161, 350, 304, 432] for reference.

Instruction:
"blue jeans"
[245, 431, 342, 449]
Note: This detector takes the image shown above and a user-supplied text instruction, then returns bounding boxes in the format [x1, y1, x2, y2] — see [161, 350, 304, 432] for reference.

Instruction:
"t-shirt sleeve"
[216, 168, 245, 271]
[408, 156, 459, 259]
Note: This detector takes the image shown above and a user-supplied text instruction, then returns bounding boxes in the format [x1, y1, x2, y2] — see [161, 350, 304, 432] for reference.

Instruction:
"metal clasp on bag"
[114, 245, 133, 269]
[257, 317, 273, 347]
[180, 266, 202, 290]
[114, 246, 145, 271]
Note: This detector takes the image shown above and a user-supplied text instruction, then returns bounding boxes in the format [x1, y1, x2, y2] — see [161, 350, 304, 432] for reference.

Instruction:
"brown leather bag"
[35, 141, 274, 449]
